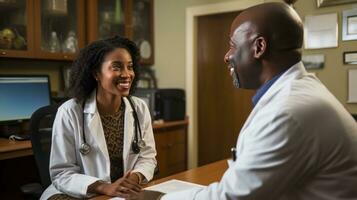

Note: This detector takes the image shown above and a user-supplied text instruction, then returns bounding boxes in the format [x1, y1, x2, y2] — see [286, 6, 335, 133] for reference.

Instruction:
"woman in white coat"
[41, 36, 157, 200]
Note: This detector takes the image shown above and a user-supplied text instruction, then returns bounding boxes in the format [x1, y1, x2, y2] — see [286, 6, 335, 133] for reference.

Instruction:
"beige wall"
[0, 59, 65, 94]
[154, 0, 235, 89]
[154, 0, 357, 113]
[293, 0, 357, 113]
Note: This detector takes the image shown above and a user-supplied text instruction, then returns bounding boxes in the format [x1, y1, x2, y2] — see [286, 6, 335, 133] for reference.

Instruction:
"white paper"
[348, 69, 357, 103]
[304, 13, 338, 49]
[109, 197, 124, 200]
[145, 179, 205, 194]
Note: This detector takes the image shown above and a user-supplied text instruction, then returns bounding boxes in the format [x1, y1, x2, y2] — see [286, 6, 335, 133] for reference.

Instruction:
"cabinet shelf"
[0, 1, 21, 10]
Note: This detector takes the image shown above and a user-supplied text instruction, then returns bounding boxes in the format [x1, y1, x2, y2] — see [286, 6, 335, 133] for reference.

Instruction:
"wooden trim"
[125, 0, 133, 38]
[32, 0, 41, 58]
[27, 0, 35, 56]
[152, 119, 188, 130]
[76, 0, 85, 49]
[86, 0, 98, 43]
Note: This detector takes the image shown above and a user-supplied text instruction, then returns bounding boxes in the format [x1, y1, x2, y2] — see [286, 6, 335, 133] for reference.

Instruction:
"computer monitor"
[0, 75, 51, 122]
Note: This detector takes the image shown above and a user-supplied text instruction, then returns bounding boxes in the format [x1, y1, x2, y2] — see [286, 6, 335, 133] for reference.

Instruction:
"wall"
[293, 0, 357, 113]
[154, 0, 357, 113]
[154, 0, 235, 89]
[0, 58, 67, 94]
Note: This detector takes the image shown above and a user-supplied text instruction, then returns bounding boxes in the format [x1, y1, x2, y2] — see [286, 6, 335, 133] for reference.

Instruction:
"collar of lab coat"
[82, 89, 135, 163]
[83, 89, 134, 114]
[241, 61, 307, 131]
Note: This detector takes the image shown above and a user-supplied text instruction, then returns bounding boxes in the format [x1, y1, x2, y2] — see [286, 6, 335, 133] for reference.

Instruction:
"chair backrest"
[30, 104, 59, 188]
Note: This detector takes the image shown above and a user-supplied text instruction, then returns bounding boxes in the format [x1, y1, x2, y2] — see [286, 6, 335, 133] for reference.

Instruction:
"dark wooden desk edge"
[0, 139, 32, 160]
[152, 119, 188, 129]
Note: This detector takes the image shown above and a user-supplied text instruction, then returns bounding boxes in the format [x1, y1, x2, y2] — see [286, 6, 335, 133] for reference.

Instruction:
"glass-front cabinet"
[0, 0, 34, 58]
[0, 0, 84, 60]
[87, 0, 154, 65]
[35, 0, 85, 60]
[0, 0, 153, 62]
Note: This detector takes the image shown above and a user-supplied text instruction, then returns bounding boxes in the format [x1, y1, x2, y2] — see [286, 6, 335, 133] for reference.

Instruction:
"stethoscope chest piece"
[79, 143, 91, 155]
[138, 139, 146, 149]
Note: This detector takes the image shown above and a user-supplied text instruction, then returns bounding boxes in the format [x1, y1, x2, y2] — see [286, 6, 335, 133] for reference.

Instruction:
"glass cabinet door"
[86, 0, 154, 65]
[132, 0, 153, 65]
[97, 0, 125, 39]
[0, 0, 34, 58]
[87, 0, 126, 42]
[35, 0, 84, 60]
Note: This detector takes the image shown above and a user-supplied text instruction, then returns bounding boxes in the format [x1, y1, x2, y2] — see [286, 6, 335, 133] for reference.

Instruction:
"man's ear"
[253, 36, 267, 59]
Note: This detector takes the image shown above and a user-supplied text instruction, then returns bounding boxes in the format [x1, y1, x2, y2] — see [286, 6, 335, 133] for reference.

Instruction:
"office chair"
[21, 104, 59, 199]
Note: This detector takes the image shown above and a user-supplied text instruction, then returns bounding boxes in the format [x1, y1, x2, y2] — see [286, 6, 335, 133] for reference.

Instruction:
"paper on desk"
[145, 179, 205, 194]
[109, 179, 205, 199]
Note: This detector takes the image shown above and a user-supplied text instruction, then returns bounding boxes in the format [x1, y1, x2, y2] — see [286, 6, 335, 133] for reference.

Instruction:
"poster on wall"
[348, 69, 357, 103]
[302, 54, 325, 69]
[342, 9, 357, 41]
[304, 13, 338, 49]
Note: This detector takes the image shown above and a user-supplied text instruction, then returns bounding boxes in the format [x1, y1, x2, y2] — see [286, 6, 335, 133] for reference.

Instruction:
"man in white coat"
[140, 2, 357, 200]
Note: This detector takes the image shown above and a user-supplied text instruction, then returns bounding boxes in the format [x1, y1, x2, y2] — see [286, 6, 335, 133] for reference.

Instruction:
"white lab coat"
[163, 62, 357, 200]
[40, 90, 157, 199]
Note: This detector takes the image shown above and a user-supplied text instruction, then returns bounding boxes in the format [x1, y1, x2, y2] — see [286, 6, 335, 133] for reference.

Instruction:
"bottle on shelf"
[62, 30, 78, 53]
[49, 31, 61, 53]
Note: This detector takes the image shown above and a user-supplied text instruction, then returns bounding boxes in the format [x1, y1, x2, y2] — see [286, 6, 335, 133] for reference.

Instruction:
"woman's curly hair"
[68, 36, 140, 102]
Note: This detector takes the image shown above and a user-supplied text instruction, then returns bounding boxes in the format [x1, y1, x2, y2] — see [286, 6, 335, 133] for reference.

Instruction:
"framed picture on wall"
[343, 51, 357, 64]
[343, 9, 357, 41]
[348, 69, 357, 103]
[302, 54, 325, 69]
[317, 0, 357, 8]
[304, 13, 338, 49]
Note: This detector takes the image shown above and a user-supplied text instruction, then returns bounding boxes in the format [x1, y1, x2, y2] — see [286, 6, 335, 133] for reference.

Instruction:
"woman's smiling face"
[96, 48, 135, 97]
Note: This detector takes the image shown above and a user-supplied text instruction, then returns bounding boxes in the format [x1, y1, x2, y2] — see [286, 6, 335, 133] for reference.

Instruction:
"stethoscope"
[79, 96, 145, 155]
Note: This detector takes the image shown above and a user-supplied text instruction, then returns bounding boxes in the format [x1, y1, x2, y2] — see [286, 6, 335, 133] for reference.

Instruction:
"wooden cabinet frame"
[33, 0, 85, 60]
[0, 0, 35, 58]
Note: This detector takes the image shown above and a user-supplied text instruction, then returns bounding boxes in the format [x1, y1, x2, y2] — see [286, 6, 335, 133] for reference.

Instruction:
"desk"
[0, 120, 188, 162]
[0, 138, 32, 160]
[92, 159, 228, 200]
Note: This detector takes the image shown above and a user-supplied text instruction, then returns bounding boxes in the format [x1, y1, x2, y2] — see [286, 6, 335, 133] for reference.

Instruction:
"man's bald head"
[224, 2, 304, 89]
[231, 2, 303, 54]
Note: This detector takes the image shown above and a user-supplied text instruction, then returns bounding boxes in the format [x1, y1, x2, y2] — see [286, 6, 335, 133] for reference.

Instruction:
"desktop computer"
[0, 75, 51, 138]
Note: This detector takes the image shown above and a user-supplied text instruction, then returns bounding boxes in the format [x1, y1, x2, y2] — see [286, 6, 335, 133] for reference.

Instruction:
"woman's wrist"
[87, 180, 109, 194]
[130, 172, 144, 184]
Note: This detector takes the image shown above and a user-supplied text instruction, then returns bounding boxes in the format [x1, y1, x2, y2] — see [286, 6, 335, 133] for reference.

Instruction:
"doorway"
[197, 11, 255, 166]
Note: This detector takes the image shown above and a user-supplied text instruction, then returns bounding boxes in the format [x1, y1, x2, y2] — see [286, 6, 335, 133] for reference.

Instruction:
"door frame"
[185, 0, 264, 168]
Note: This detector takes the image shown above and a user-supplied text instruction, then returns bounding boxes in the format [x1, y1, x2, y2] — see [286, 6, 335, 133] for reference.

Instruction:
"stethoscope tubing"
[80, 96, 143, 155]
